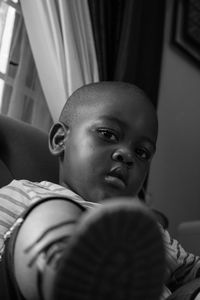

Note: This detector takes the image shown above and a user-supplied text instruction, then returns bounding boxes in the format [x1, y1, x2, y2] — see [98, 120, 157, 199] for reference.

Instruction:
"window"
[0, 0, 19, 111]
[0, 0, 52, 131]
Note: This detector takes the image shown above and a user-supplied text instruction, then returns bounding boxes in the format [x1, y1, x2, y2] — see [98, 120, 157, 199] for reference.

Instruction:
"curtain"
[88, 0, 166, 199]
[20, 0, 99, 122]
[1, 0, 165, 130]
[88, 0, 166, 108]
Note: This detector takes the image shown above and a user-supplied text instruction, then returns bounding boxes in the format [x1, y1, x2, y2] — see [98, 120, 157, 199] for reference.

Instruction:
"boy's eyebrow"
[99, 115, 128, 128]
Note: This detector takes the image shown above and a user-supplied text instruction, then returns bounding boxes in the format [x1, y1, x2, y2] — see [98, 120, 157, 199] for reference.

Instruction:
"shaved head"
[59, 81, 156, 130]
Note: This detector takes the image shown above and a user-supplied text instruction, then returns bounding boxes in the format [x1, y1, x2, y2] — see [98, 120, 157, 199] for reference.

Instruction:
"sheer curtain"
[20, 0, 99, 122]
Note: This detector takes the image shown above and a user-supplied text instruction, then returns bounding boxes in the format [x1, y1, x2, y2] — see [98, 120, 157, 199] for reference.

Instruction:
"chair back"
[0, 114, 59, 187]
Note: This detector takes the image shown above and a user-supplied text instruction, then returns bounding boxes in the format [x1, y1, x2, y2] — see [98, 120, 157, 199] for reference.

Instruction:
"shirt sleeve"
[0, 180, 31, 252]
[162, 227, 200, 291]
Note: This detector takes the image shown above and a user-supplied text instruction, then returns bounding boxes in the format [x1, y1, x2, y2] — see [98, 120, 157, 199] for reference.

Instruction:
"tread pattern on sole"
[50, 201, 165, 300]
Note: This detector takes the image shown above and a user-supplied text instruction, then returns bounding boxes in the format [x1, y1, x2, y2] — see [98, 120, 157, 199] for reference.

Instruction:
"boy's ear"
[49, 122, 69, 156]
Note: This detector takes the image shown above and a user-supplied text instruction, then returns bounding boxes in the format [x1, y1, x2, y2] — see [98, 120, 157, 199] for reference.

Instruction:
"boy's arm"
[14, 197, 84, 300]
[162, 228, 200, 292]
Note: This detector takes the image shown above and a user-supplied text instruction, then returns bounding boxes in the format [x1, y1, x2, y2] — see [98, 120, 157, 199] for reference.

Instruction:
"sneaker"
[46, 199, 166, 300]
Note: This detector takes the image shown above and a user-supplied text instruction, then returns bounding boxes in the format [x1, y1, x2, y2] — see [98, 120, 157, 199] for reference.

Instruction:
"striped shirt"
[0, 179, 200, 298]
[0, 179, 98, 252]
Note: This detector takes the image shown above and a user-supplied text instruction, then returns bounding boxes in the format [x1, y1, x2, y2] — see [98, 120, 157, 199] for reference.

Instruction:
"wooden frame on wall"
[172, 0, 200, 66]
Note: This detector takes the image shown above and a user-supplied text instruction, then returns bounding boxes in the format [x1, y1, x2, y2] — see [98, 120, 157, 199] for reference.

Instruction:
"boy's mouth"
[104, 168, 127, 190]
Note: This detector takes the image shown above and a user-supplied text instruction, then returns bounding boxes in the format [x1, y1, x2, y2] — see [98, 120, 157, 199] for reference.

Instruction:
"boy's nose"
[112, 149, 134, 167]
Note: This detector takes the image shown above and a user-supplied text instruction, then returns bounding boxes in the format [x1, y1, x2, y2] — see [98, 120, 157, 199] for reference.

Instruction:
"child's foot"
[45, 199, 166, 300]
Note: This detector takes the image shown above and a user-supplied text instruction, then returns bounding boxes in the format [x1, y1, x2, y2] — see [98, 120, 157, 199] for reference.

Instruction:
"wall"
[148, 0, 200, 237]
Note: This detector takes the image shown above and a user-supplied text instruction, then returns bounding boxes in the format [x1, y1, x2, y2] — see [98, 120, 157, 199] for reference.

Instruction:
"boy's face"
[57, 87, 158, 203]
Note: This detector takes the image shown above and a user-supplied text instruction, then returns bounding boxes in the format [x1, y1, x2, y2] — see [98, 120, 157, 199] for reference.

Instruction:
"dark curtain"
[88, 0, 166, 200]
[88, 0, 166, 108]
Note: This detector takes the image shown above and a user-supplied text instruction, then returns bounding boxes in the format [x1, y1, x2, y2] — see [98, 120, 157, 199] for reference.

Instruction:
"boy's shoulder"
[1, 179, 100, 209]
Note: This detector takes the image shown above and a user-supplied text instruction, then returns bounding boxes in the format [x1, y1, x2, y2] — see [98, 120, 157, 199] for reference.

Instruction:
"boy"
[0, 81, 199, 300]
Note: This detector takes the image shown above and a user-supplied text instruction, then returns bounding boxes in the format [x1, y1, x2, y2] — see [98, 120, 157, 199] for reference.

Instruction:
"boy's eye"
[135, 147, 151, 161]
[97, 129, 118, 142]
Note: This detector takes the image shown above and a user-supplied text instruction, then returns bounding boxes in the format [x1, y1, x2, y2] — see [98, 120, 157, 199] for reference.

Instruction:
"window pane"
[0, 81, 13, 114]
[0, 2, 8, 41]
[0, 3, 16, 73]
[0, 78, 5, 111]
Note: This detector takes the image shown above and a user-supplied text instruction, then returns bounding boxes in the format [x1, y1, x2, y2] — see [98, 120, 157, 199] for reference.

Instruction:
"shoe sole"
[50, 200, 165, 300]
